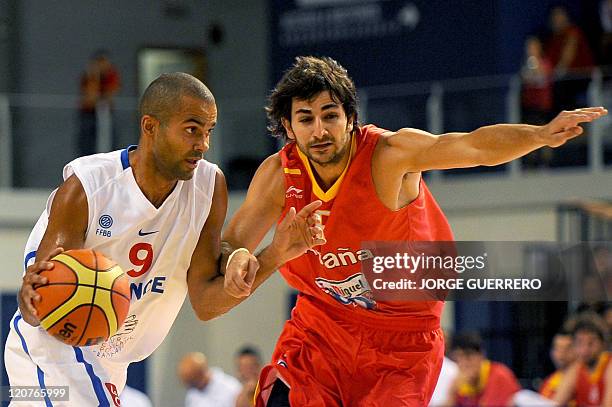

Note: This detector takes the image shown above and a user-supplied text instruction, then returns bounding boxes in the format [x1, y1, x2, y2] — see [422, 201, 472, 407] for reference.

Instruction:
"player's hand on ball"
[18, 247, 64, 326]
[224, 249, 259, 298]
[272, 200, 327, 262]
[539, 107, 607, 147]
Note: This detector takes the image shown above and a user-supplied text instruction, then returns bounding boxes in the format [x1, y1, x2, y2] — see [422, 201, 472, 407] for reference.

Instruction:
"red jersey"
[541, 370, 562, 399]
[546, 25, 594, 71]
[575, 352, 610, 407]
[279, 124, 454, 327]
[455, 360, 522, 407]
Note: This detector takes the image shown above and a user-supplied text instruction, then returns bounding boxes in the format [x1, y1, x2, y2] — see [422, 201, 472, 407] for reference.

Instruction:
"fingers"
[24, 271, 48, 288]
[571, 107, 607, 114]
[244, 256, 259, 286]
[556, 108, 607, 125]
[17, 248, 64, 326]
[224, 270, 251, 298]
[297, 200, 322, 219]
[277, 207, 296, 232]
[21, 285, 40, 316]
[46, 247, 64, 261]
[309, 225, 327, 246]
[548, 126, 584, 147]
[224, 252, 258, 298]
[306, 212, 322, 227]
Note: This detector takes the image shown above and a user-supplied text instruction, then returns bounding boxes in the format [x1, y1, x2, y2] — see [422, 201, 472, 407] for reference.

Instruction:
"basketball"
[33, 249, 130, 347]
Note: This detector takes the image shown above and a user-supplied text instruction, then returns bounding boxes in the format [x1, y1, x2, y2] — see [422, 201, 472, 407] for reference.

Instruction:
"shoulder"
[65, 150, 123, 178]
[492, 362, 520, 384]
[64, 150, 125, 195]
[374, 127, 437, 169]
[193, 160, 223, 197]
[248, 153, 284, 207]
[379, 127, 436, 148]
[51, 174, 88, 211]
[260, 152, 282, 171]
[212, 367, 241, 389]
[606, 356, 612, 377]
[252, 152, 283, 184]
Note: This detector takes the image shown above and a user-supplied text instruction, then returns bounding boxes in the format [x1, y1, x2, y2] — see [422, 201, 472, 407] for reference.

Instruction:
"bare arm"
[603, 362, 612, 407]
[382, 107, 606, 172]
[552, 362, 579, 405]
[219, 154, 285, 298]
[19, 175, 88, 325]
[222, 154, 325, 298]
[186, 169, 242, 321]
[223, 154, 286, 252]
[188, 165, 324, 319]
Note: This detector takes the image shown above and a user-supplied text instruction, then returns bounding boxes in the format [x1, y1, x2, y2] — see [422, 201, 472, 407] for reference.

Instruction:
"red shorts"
[256, 295, 444, 407]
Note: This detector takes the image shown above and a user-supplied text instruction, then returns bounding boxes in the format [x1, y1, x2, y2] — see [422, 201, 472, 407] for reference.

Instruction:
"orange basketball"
[34, 249, 130, 347]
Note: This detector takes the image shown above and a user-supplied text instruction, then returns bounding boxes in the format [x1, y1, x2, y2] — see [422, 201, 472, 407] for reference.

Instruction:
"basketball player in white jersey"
[4, 72, 325, 406]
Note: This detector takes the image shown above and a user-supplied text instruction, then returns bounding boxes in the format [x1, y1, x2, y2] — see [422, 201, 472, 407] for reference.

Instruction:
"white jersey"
[185, 367, 242, 407]
[23, 146, 217, 364]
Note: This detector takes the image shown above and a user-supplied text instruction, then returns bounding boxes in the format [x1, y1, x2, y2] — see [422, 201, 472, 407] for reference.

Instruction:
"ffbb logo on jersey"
[96, 214, 113, 238]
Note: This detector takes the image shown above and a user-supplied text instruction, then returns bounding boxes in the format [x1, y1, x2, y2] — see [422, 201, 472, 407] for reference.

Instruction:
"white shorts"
[4, 312, 127, 407]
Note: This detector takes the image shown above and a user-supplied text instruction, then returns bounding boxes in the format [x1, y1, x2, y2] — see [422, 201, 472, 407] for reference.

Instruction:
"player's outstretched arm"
[383, 107, 607, 172]
[18, 175, 88, 326]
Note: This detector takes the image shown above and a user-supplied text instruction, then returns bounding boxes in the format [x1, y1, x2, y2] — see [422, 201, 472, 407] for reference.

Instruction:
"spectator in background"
[177, 352, 242, 407]
[235, 345, 262, 383]
[539, 331, 577, 402]
[120, 385, 153, 407]
[522, 36, 554, 124]
[78, 49, 120, 156]
[429, 331, 459, 407]
[546, 6, 595, 112]
[554, 313, 611, 406]
[521, 35, 554, 168]
[443, 332, 521, 407]
[592, 245, 612, 301]
[576, 273, 608, 315]
[234, 346, 262, 407]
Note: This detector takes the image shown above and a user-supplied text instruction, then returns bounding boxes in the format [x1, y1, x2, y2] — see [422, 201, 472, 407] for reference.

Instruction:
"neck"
[586, 355, 601, 370]
[309, 150, 351, 191]
[130, 149, 177, 208]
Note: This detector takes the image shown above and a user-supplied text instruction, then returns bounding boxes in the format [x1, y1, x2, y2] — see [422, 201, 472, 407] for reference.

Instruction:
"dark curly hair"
[266, 56, 359, 141]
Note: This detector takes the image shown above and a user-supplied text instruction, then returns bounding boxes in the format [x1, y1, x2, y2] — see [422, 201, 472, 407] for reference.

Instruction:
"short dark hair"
[139, 72, 214, 126]
[236, 345, 261, 360]
[266, 56, 359, 141]
[573, 312, 608, 343]
[451, 332, 483, 353]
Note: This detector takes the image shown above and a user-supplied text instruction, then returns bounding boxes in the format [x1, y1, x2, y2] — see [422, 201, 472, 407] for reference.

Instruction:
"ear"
[282, 117, 295, 140]
[346, 115, 355, 133]
[141, 115, 158, 137]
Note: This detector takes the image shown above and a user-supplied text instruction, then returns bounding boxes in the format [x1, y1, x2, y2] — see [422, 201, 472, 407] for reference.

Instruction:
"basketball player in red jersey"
[221, 56, 607, 406]
[554, 314, 611, 406]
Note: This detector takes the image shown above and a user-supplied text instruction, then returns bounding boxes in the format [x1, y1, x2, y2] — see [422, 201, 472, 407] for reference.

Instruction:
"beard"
[296, 133, 351, 166]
